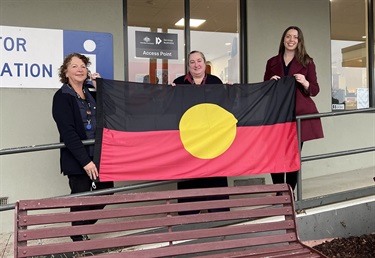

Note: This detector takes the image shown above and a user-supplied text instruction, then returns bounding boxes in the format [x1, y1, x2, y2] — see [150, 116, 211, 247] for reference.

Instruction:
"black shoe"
[71, 234, 90, 242]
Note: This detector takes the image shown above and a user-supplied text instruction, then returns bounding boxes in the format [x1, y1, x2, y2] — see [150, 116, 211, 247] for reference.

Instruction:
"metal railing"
[1, 108, 374, 212]
[295, 107, 375, 209]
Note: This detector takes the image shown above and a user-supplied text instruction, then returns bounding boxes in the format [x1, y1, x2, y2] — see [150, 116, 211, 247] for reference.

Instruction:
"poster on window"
[356, 88, 369, 109]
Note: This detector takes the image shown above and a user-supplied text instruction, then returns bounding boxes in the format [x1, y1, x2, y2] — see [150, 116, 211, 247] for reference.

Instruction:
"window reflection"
[331, 0, 368, 110]
[127, 0, 184, 84]
[127, 0, 240, 84]
[190, 0, 240, 83]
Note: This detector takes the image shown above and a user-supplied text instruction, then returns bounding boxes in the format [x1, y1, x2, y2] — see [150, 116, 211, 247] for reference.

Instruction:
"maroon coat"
[264, 54, 324, 142]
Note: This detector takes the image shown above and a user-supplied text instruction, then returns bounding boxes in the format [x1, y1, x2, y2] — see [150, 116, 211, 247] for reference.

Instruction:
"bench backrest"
[15, 183, 320, 257]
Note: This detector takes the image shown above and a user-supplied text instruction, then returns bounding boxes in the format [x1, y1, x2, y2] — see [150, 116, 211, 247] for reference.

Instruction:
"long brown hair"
[278, 26, 311, 67]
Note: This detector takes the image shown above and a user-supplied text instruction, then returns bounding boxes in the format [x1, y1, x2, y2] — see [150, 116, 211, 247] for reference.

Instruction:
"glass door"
[127, 0, 240, 84]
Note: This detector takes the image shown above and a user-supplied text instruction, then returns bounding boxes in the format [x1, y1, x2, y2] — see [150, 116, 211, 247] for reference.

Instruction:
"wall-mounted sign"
[0, 26, 113, 88]
[135, 31, 178, 60]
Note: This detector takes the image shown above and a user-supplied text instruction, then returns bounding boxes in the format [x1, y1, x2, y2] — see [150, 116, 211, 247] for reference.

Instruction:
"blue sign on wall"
[63, 30, 113, 80]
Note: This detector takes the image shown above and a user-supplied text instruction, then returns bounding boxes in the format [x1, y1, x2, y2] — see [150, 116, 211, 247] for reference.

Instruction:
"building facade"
[0, 0, 374, 233]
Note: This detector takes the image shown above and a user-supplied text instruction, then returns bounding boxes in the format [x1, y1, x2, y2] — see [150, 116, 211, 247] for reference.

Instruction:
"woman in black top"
[173, 50, 229, 214]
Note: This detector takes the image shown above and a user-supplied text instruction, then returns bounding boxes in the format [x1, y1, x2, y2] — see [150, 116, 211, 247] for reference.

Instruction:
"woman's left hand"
[90, 72, 101, 89]
[83, 161, 98, 180]
[293, 73, 309, 90]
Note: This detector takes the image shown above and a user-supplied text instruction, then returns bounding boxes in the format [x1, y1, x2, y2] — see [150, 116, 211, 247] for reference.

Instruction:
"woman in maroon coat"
[264, 26, 324, 191]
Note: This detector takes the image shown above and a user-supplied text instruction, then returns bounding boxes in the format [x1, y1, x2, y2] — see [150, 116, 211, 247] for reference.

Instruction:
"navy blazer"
[52, 84, 94, 175]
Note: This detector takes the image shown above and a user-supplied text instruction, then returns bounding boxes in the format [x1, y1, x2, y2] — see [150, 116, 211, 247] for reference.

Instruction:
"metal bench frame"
[14, 184, 327, 257]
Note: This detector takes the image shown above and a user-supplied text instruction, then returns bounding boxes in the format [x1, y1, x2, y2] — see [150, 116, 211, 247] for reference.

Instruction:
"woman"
[173, 50, 229, 214]
[52, 53, 114, 241]
[173, 50, 223, 85]
[263, 26, 324, 191]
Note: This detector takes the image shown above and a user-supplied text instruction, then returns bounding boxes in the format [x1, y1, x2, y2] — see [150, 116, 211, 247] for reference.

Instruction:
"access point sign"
[135, 31, 178, 60]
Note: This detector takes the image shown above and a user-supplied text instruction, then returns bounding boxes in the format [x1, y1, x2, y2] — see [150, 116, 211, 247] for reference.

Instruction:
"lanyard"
[69, 85, 92, 130]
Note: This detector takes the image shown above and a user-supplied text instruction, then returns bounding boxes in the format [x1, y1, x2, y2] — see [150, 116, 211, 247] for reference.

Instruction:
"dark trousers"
[68, 175, 114, 226]
[271, 171, 298, 190]
[271, 142, 303, 191]
[177, 177, 229, 215]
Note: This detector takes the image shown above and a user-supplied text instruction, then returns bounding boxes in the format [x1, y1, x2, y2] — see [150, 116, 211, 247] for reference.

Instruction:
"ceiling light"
[175, 18, 206, 28]
[225, 42, 232, 46]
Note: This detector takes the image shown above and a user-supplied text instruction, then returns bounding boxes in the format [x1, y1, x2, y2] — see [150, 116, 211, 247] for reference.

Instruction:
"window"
[190, 0, 240, 83]
[331, 0, 368, 110]
[127, 0, 184, 84]
[127, 0, 240, 84]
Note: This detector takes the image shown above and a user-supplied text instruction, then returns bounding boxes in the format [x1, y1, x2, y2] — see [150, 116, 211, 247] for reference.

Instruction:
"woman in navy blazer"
[264, 26, 324, 192]
[52, 53, 113, 241]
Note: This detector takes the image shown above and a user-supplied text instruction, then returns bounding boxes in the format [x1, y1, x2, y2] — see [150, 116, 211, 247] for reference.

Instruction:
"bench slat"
[18, 195, 291, 226]
[17, 184, 290, 210]
[196, 243, 324, 258]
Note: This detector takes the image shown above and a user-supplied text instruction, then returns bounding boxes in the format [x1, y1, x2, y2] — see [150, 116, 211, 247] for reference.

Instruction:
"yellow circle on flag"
[179, 103, 238, 159]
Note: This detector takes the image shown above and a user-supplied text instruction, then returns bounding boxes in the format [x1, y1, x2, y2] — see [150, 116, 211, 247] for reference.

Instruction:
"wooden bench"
[14, 183, 327, 257]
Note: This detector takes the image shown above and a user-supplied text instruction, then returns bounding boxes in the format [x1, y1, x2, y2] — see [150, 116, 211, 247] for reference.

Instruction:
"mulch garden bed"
[313, 233, 375, 258]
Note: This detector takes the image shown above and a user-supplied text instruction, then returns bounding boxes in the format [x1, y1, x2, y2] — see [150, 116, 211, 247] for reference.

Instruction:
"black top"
[282, 57, 292, 76]
[173, 73, 223, 85]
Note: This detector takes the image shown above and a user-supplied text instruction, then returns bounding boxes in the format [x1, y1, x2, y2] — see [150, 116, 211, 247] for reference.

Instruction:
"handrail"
[298, 107, 374, 119]
[0, 108, 374, 212]
[295, 107, 375, 202]
[0, 140, 94, 155]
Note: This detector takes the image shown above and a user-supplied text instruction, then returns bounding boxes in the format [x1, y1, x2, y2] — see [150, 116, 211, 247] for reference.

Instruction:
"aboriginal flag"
[94, 77, 300, 182]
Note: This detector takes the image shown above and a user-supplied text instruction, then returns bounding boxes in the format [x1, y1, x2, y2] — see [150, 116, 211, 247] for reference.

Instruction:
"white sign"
[0, 26, 62, 88]
[0, 26, 113, 88]
[356, 88, 369, 109]
[332, 104, 345, 110]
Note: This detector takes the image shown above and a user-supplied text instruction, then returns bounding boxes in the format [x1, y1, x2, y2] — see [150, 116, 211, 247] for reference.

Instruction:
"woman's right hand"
[270, 75, 281, 80]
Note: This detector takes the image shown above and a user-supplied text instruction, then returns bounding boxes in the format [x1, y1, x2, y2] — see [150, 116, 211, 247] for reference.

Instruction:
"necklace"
[68, 84, 92, 130]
